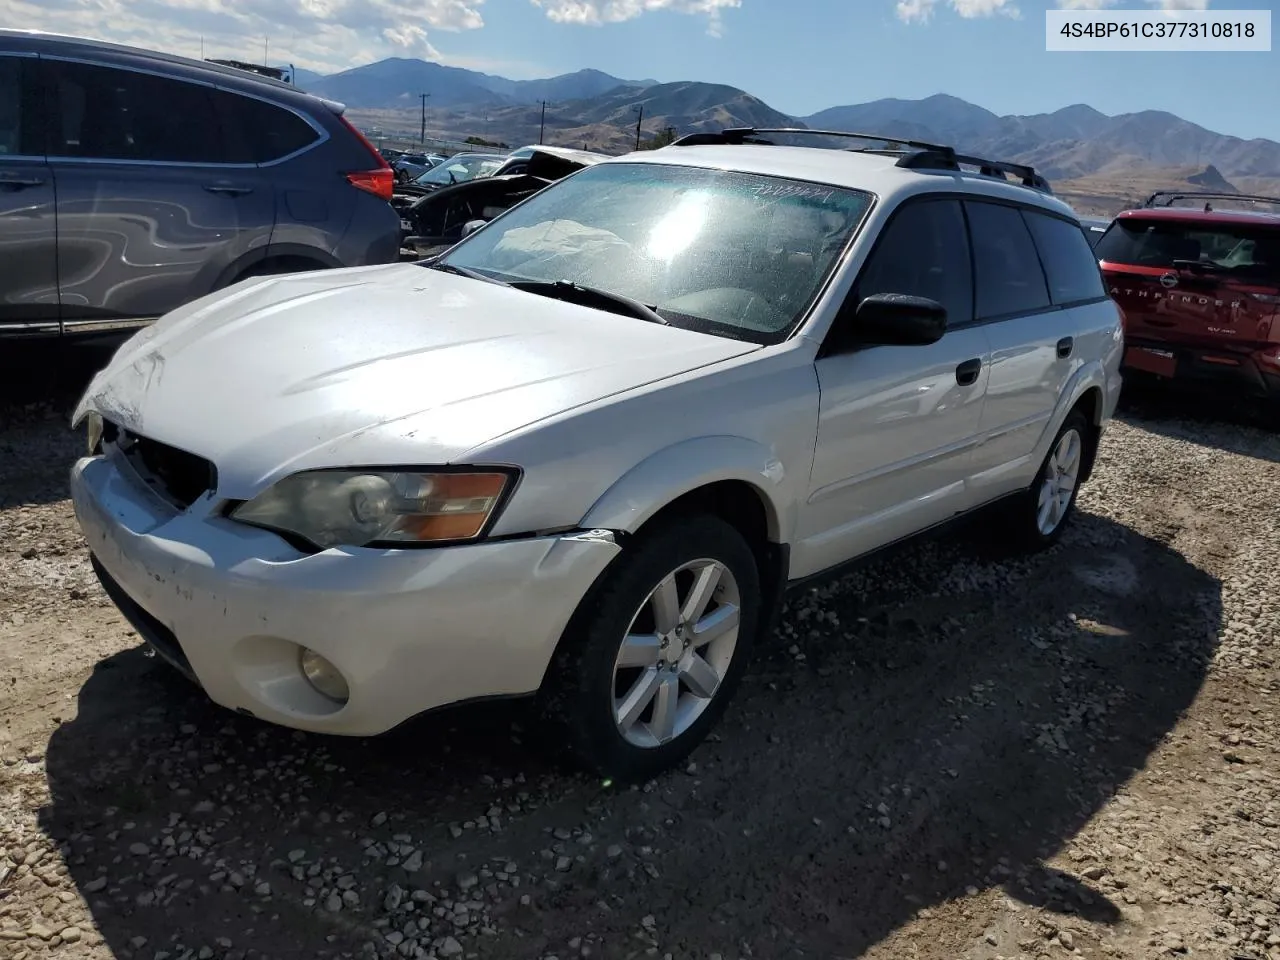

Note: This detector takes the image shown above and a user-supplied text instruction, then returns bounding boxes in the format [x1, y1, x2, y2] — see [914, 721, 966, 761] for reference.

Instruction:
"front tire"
[540, 515, 762, 782]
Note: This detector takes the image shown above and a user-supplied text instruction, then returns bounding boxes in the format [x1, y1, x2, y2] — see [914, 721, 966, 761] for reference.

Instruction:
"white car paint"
[70, 143, 1124, 738]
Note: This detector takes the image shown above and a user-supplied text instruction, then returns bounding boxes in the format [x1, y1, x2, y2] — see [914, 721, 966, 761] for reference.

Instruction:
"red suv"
[1095, 192, 1280, 412]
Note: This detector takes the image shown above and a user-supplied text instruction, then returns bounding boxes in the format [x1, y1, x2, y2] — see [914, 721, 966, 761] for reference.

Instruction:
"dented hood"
[75, 263, 757, 497]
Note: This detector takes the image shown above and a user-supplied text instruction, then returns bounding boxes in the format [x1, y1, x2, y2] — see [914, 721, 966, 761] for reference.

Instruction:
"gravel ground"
[1, 342, 1278, 960]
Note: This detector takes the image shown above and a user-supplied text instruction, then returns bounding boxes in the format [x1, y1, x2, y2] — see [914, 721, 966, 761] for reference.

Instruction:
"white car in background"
[70, 128, 1123, 781]
[392, 152, 446, 181]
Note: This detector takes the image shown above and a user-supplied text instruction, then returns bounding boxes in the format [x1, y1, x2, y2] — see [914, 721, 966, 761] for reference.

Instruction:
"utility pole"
[263, 37, 269, 64]
[634, 104, 644, 151]
[419, 92, 431, 145]
[538, 100, 547, 145]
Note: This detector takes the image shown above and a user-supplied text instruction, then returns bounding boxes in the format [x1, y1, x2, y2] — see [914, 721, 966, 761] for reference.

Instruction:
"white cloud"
[1059, 0, 1211, 7]
[897, 0, 1208, 21]
[950, 0, 1019, 18]
[0, 0, 485, 73]
[895, 0, 1020, 23]
[530, 0, 742, 36]
[895, 0, 937, 23]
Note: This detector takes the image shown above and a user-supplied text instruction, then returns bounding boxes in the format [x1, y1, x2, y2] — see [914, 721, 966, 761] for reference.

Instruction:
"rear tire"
[539, 515, 762, 782]
[1000, 410, 1092, 551]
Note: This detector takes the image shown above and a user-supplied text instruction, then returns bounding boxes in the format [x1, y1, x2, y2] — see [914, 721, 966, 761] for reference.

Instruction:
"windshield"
[1096, 217, 1280, 281]
[435, 161, 873, 343]
[415, 154, 503, 186]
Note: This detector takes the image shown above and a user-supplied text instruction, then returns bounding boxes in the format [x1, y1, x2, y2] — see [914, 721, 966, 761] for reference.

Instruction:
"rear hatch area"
[1096, 213, 1280, 381]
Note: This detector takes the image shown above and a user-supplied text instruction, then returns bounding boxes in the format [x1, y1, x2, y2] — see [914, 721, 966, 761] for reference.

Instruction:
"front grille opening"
[110, 424, 217, 509]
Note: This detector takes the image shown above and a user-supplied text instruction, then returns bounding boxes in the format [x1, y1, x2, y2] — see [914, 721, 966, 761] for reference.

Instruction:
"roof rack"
[669, 127, 1052, 193]
[206, 58, 291, 83]
[1141, 190, 1280, 211]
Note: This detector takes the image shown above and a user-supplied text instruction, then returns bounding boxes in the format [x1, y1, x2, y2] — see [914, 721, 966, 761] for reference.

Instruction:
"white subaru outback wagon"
[71, 128, 1124, 781]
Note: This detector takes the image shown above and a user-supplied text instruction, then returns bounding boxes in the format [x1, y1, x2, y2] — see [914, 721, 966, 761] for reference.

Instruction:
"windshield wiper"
[1172, 259, 1223, 273]
[508, 279, 669, 325]
[427, 261, 508, 285]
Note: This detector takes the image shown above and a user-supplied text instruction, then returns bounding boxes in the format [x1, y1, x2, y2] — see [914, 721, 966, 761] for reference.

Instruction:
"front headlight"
[229, 469, 515, 549]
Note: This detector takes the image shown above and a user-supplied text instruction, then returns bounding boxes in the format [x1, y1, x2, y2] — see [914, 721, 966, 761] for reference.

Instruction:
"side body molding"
[578, 435, 793, 543]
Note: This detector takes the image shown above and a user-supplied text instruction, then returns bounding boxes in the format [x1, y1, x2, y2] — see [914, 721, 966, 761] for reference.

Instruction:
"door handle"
[203, 182, 254, 196]
[1056, 336, 1074, 359]
[955, 357, 982, 386]
[0, 175, 45, 189]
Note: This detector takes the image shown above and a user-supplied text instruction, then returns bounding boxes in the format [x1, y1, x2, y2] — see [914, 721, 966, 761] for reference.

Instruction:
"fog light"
[299, 648, 349, 703]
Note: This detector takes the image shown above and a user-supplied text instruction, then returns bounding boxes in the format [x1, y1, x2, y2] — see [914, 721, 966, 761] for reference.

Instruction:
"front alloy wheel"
[541, 515, 761, 781]
[612, 558, 741, 748]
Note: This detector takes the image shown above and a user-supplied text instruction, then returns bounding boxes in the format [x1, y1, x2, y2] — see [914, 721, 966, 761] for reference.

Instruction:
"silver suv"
[71, 128, 1124, 781]
[0, 30, 402, 338]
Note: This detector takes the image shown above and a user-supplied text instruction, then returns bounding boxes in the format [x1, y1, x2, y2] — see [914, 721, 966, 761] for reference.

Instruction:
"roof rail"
[670, 127, 952, 152]
[206, 58, 290, 83]
[1141, 190, 1280, 210]
[668, 126, 1052, 194]
[894, 149, 1052, 193]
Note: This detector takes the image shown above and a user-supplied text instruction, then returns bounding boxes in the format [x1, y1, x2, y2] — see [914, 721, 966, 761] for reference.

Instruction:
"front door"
[792, 197, 990, 579]
[43, 56, 274, 330]
[0, 52, 59, 334]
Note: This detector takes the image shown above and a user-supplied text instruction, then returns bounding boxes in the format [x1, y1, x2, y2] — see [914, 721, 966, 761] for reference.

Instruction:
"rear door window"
[964, 200, 1052, 319]
[1095, 217, 1280, 282]
[1023, 210, 1107, 305]
[212, 90, 320, 164]
[46, 60, 224, 163]
[0, 56, 39, 156]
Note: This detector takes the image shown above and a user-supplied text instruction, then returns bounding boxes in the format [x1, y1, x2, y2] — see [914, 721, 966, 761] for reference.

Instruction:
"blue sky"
[4, 0, 1277, 141]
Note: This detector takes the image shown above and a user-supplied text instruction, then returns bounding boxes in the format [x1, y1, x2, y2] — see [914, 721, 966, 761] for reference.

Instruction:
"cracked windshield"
[1, 3, 1277, 960]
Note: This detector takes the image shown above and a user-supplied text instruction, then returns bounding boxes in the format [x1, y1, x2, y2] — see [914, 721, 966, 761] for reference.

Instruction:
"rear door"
[43, 56, 274, 328]
[208, 87, 332, 259]
[0, 51, 59, 333]
[967, 202, 1113, 500]
[962, 200, 1062, 493]
[1096, 215, 1280, 370]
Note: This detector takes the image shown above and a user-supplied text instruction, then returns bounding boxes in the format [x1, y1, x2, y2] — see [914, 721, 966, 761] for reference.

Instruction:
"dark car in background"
[401, 147, 607, 258]
[392, 153, 505, 199]
[1096, 191, 1280, 412]
[0, 30, 401, 338]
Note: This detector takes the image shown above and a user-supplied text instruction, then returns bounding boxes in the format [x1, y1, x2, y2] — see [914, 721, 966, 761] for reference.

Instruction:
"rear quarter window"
[213, 90, 320, 164]
[1023, 210, 1107, 305]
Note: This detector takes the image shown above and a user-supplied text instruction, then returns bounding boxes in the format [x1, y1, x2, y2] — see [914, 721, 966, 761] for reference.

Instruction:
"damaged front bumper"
[70, 452, 621, 736]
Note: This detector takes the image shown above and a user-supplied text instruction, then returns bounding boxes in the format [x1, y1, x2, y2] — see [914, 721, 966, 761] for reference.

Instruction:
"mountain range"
[295, 57, 1280, 213]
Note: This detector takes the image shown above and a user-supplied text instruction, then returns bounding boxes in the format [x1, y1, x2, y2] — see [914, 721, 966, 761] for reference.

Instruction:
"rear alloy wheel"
[1005, 410, 1090, 550]
[541, 516, 761, 781]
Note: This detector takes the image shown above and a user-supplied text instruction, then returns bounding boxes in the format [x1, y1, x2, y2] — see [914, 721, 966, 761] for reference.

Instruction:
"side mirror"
[461, 219, 487, 238]
[852, 293, 947, 346]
